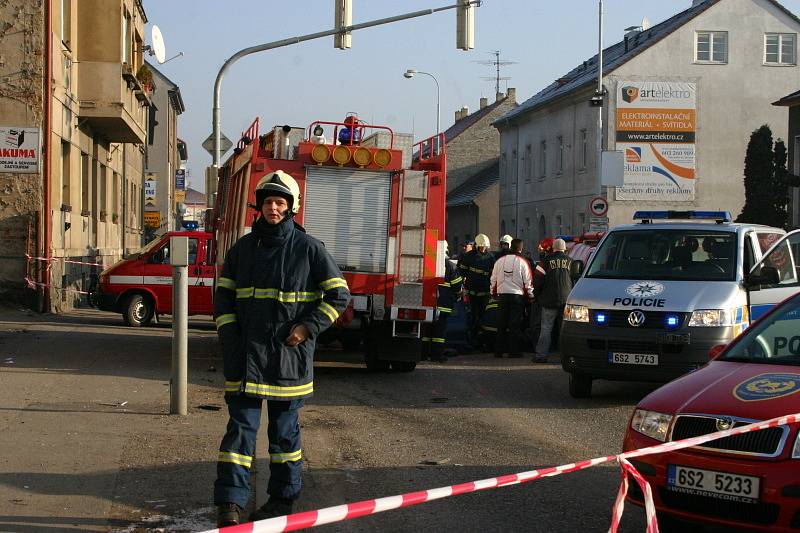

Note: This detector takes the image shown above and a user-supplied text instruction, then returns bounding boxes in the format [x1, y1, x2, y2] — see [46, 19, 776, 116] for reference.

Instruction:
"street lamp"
[403, 68, 440, 136]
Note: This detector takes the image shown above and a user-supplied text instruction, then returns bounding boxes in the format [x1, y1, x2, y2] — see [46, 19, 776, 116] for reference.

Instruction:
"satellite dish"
[150, 25, 166, 64]
[641, 17, 651, 31]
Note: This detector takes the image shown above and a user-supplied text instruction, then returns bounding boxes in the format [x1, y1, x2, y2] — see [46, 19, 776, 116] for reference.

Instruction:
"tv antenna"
[473, 50, 517, 95]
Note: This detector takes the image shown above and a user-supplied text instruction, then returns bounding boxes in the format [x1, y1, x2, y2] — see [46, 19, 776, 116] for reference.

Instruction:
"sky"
[143, 0, 800, 192]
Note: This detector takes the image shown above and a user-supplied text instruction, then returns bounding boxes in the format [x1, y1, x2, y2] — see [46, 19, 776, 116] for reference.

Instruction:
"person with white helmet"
[422, 242, 463, 362]
[497, 234, 513, 258]
[490, 238, 534, 358]
[460, 233, 495, 345]
[213, 170, 350, 526]
[532, 238, 573, 363]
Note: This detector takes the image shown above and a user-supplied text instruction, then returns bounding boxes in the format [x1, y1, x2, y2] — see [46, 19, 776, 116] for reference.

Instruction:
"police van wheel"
[568, 373, 592, 398]
[122, 293, 154, 327]
[390, 361, 416, 372]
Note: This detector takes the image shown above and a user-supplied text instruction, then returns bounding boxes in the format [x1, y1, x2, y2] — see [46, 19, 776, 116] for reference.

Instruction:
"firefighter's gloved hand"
[285, 324, 310, 347]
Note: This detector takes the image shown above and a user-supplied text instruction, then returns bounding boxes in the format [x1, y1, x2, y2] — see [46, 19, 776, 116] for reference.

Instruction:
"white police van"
[561, 211, 800, 398]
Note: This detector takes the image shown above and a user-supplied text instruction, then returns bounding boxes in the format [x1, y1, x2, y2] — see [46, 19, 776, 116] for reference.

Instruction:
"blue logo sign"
[175, 168, 186, 190]
[733, 373, 800, 402]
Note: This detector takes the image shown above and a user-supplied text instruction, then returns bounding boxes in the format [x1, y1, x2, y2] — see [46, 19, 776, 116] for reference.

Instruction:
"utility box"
[169, 236, 189, 266]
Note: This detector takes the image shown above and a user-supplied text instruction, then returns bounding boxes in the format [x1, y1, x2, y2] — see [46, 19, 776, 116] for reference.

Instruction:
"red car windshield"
[722, 296, 800, 365]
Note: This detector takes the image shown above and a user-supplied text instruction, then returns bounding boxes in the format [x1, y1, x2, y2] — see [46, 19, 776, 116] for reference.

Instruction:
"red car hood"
[639, 361, 800, 419]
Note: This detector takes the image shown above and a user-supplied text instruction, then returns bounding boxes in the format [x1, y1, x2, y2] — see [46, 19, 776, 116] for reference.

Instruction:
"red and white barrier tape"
[25, 276, 90, 295]
[201, 412, 800, 533]
[25, 254, 103, 267]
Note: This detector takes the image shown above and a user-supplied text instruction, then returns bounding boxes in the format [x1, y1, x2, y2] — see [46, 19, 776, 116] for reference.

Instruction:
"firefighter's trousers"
[423, 309, 450, 359]
[214, 395, 304, 508]
[495, 293, 526, 355]
[468, 294, 489, 340]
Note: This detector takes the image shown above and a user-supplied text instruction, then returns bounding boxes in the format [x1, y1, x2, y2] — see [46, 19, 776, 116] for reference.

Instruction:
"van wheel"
[569, 373, 592, 398]
[122, 293, 154, 327]
[390, 361, 417, 372]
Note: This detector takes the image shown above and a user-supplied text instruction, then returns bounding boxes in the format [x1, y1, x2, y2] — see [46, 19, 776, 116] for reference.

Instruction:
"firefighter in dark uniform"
[460, 233, 495, 344]
[477, 298, 500, 351]
[214, 171, 350, 527]
[423, 246, 463, 362]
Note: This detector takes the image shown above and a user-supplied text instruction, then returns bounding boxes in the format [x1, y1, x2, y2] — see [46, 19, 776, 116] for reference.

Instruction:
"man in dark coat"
[214, 170, 350, 526]
[532, 238, 572, 363]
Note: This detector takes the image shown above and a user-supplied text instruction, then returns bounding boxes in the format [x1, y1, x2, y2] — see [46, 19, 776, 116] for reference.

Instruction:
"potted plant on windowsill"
[136, 64, 153, 94]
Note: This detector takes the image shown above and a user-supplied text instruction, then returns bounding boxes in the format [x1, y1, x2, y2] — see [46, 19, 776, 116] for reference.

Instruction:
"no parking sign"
[589, 196, 608, 217]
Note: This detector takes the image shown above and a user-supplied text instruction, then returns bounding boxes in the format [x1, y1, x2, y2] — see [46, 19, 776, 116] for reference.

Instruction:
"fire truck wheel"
[568, 372, 592, 398]
[390, 361, 416, 372]
[364, 351, 391, 372]
[122, 293, 154, 327]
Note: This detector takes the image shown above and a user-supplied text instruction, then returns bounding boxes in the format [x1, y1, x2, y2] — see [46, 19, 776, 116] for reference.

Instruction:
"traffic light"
[456, 0, 475, 51]
[334, 0, 352, 50]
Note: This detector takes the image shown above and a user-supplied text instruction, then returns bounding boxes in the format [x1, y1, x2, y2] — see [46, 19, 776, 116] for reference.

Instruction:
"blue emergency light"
[664, 313, 681, 330]
[595, 312, 608, 325]
[633, 211, 731, 224]
[182, 220, 199, 231]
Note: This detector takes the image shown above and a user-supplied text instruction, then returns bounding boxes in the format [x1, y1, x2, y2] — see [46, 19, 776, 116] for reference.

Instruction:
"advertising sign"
[144, 211, 161, 228]
[144, 173, 157, 210]
[614, 81, 696, 201]
[0, 127, 40, 173]
[175, 168, 186, 190]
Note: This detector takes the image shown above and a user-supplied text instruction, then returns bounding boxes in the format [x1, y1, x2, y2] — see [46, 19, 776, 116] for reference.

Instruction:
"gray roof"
[774, 88, 800, 106]
[447, 160, 499, 207]
[496, 0, 800, 126]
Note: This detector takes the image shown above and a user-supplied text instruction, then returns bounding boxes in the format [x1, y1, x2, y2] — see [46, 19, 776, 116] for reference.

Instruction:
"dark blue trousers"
[214, 395, 304, 508]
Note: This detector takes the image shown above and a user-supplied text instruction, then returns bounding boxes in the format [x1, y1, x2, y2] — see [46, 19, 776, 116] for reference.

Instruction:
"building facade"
[0, 0, 150, 311]
[495, 0, 800, 245]
[445, 90, 517, 250]
[774, 89, 800, 229]
[145, 61, 185, 240]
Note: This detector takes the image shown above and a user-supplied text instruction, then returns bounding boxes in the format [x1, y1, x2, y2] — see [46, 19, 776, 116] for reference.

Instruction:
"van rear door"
[748, 230, 800, 320]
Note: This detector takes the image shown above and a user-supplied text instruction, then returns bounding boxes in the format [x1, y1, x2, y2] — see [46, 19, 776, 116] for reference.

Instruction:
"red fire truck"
[98, 115, 447, 371]
[210, 116, 447, 371]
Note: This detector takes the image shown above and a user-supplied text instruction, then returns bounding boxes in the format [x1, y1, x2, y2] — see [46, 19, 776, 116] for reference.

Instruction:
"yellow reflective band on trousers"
[218, 277, 236, 290]
[319, 277, 348, 291]
[234, 287, 323, 303]
[450, 276, 463, 285]
[485, 304, 499, 311]
[482, 325, 498, 332]
[218, 450, 253, 468]
[437, 307, 452, 313]
[270, 449, 302, 463]
[427, 337, 445, 343]
[318, 301, 339, 323]
[225, 380, 314, 398]
[215, 314, 237, 329]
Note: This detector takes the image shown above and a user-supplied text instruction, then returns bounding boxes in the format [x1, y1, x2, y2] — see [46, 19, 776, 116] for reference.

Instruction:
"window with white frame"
[122, 10, 131, 64]
[557, 135, 564, 175]
[695, 31, 728, 63]
[765, 33, 796, 65]
[580, 129, 587, 170]
[539, 140, 547, 178]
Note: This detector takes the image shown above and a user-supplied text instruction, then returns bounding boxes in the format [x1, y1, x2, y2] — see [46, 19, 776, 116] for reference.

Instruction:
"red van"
[96, 231, 216, 326]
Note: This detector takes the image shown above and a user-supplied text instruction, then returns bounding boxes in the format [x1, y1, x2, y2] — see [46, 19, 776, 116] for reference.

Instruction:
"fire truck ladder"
[393, 169, 428, 338]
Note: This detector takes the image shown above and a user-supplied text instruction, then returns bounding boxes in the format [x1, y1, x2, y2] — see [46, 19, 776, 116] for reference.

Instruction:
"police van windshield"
[585, 229, 736, 281]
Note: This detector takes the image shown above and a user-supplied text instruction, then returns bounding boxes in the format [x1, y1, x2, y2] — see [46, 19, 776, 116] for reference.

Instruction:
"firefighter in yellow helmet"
[213, 170, 350, 526]
[459, 233, 495, 346]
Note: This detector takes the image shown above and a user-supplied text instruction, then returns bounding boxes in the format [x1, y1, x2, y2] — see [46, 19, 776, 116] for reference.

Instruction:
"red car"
[623, 291, 800, 531]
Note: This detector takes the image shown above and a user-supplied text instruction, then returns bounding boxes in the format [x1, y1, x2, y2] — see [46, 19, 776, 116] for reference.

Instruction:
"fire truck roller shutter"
[303, 166, 392, 273]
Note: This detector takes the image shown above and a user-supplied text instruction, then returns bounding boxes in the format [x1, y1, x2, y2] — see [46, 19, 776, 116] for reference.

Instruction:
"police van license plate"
[668, 465, 759, 502]
[608, 352, 658, 365]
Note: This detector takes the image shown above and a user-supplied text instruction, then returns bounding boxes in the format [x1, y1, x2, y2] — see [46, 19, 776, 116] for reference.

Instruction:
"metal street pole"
[212, 1, 481, 167]
[170, 236, 189, 416]
[596, 0, 604, 197]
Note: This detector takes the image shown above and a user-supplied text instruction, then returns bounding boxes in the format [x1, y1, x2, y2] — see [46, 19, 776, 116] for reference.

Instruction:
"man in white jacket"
[490, 238, 534, 358]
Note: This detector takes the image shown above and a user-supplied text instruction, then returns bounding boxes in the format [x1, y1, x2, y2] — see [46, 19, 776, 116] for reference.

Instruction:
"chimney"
[506, 88, 516, 102]
[496, 91, 505, 102]
[480, 97, 488, 109]
[455, 109, 462, 122]
[461, 106, 469, 118]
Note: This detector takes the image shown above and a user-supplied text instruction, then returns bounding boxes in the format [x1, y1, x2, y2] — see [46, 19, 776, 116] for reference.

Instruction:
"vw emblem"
[628, 310, 646, 327]
[716, 416, 734, 431]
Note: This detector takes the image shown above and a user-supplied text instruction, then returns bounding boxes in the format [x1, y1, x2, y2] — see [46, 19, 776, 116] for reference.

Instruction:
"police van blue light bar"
[633, 211, 732, 223]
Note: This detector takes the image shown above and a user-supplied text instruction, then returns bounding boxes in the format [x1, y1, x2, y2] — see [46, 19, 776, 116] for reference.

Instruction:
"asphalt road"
[0, 307, 663, 532]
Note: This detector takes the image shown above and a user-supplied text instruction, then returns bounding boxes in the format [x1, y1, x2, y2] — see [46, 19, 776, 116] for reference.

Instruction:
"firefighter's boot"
[216, 503, 243, 527]
[249, 497, 294, 522]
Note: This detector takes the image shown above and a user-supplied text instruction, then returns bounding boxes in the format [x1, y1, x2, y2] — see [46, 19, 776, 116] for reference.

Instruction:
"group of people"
[430, 233, 574, 362]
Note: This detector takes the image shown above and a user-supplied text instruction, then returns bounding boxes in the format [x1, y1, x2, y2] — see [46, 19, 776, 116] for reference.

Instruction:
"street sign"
[175, 189, 186, 203]
[589, 196, 608, 217]
[144, 211, 161, 228]
[589, 216, 609, 233]
[175, 168, 186, 190]
[202, 133, 232, 158]
[144, 174, 157, 208]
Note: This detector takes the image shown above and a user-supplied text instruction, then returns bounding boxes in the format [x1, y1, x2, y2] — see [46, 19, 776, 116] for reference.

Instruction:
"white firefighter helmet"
[500, 234, 513, 245]
[255, 170, 301, 214]
[474, 234, 490, 248]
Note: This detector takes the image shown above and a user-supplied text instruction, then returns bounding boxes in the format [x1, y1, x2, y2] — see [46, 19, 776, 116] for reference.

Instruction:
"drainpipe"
[41, 0, 53, 312]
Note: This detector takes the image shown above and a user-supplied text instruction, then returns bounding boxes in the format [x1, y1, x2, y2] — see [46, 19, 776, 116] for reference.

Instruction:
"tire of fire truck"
[363, 323, 391, 372]
[390, 361, 417, 372]
[568, 372, 592, 398]
[122, 293, 155, 327]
